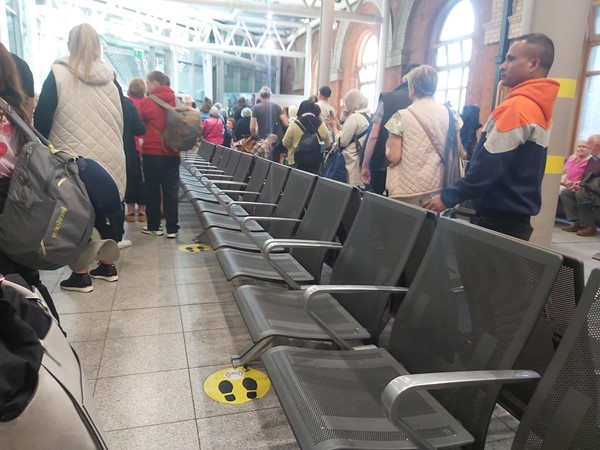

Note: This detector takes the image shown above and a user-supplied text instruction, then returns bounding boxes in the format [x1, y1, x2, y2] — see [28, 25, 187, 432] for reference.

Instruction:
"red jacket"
[138, 85, 178, 157]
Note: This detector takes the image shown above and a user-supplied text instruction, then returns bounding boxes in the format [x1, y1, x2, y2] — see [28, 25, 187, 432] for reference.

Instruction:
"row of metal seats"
[179, 141, 599, 450]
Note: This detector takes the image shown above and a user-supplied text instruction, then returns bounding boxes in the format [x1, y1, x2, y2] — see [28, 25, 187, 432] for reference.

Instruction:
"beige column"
[526, 0, 593, 246]
[317, 0, 335, 89]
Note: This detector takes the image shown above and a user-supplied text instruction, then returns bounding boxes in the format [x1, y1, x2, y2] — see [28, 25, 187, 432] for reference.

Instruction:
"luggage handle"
[0, 97, 49, 145]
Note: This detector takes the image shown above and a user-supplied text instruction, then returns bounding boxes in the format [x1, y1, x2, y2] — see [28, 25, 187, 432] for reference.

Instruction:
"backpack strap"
[0, 97, 42, 144]
[149, 94, 174, 111]
[354, 112, 372, 141]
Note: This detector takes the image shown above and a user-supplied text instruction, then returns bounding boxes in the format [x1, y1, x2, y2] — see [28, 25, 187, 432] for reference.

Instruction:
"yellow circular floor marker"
[204, 366, 271, 404]
[178, 243, 212, 253]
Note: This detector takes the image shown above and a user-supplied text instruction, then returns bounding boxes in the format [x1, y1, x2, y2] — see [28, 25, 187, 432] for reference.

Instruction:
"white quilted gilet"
[386, 98, 449, 199]
[49, 57, 125, 198]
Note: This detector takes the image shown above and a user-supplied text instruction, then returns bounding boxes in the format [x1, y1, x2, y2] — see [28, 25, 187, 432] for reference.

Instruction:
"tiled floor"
[40, 203, 600, 450]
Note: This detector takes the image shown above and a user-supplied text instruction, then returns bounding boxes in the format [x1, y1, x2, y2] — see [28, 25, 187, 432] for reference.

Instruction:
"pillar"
[375, 0, 391, 101]
[304, 24, 313, 97]
[317, 0, 335, 89]
[525, 0, 593, 247]
[203, 53, 214, 101]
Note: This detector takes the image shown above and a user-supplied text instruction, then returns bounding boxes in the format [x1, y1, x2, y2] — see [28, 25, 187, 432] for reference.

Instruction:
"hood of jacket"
[505, 78, 560, 124]
[149, 85, 176, 106]
[54, 56, 115, 86]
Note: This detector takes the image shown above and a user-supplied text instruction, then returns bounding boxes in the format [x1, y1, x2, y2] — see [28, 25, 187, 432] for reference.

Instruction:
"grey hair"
[241, 107, 252, 118]
[259, 86, 272, 99]
[407, 65, 438, 98]
[209, 106, 220, 117]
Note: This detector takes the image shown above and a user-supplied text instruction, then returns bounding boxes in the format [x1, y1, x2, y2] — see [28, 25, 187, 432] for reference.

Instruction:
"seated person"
[560, 134, 600, 236]
[560, 140, 590, 190]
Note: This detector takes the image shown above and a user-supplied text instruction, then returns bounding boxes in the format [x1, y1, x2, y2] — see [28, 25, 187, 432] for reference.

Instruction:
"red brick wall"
[280, 0, 497, 124]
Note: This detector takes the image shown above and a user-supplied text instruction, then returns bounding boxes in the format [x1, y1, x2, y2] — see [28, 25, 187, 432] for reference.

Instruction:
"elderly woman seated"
[560, 140, 590, 191]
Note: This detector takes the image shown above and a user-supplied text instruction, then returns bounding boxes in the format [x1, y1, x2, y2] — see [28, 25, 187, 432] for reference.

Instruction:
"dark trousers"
[473, 214, 533, 241]
[95, 204, 125, 243]
[143, 155, 180, 234]
[560, 187, 597, 227]
[124, 154, 145, 205]
[369, 170, 387, 195]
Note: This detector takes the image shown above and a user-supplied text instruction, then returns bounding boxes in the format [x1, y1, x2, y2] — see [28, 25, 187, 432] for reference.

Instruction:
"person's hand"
[571, 182, 582, 192]
[422, 195, 447, 213]
[361, 167, 371, 184]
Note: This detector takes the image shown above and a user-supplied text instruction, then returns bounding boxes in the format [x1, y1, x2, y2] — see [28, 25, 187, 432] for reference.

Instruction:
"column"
[216, 57, 225, 104]
[203, 53, 214, 101]
[170, 46, 179, 94]
[526, 0, 593, 247]
[304, 24, 313, 97]
[0, 0, 9, 46]
[375, 0, 391, 100]
[317, 0, 335, 89]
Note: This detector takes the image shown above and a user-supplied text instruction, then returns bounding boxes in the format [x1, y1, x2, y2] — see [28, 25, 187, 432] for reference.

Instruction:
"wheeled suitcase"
[0, 276, 108, 449]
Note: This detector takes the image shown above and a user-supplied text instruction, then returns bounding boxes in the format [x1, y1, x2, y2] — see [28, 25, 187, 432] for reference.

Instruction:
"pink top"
[0, 118, 17, 178]
[202, 117, 224, 145]
[563, 155, 590, 182]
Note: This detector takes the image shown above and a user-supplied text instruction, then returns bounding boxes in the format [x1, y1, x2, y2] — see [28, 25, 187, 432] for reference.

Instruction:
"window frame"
[356, 33, 379, 112]
[431, 0, 474, 113]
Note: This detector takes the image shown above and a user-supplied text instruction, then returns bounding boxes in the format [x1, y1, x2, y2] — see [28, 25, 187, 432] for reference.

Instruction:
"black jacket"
[122, 97, 146, 174]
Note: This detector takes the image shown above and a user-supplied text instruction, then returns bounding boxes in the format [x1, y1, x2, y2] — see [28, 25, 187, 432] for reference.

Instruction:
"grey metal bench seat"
[260, 217, 563, 450]
[230, 194, 429, 366]
[215, 179, 356, 283]
[205, 169, 317, 251]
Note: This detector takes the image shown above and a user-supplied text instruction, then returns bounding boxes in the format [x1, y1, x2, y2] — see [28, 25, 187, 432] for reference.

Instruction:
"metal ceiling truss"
[42, 0, 380, 65]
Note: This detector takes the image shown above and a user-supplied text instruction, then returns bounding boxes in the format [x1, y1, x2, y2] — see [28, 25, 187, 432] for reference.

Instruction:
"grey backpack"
[0, 98, 95, 270]
[150, 95, 201, 151]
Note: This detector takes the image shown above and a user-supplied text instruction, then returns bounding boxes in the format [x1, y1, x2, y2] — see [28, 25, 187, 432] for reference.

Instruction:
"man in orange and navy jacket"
[424, 33, 559, 241]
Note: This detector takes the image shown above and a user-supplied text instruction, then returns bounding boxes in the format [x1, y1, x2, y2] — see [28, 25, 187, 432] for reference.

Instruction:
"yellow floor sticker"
[204, 366, 271, 404]
[178, 243, 212, 253]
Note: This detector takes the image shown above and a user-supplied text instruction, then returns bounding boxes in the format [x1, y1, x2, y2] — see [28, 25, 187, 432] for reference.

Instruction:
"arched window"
[433, 0, 474, 112]
[358, 34, 378, 111]
[577, 0, 600, 140]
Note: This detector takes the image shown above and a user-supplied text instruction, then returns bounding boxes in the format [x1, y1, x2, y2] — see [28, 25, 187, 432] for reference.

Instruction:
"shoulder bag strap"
[406, 108, 445, 164]
[149, 94, 174, 111]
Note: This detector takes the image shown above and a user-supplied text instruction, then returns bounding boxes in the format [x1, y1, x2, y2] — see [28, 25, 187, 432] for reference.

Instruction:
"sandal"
[137, 212, 147, 222]
[125, 212, 136, 223]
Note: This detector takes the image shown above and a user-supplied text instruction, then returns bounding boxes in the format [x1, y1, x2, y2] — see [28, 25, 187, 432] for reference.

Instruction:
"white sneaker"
[117, 239, 132, 249]
[166, 232, 178, 239]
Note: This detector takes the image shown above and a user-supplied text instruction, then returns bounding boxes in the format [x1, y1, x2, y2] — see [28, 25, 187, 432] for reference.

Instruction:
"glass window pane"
[448, 68, 463, 88]
[446, 89, 461, 109]
[589, 46, 600, 71]
[459, 89, 467, 112]
[595, 6, 600, 35]
[578, 75, 600, 140]
[435, 90, 447, 105]
[448, 42, 462, 65]
[462, 67, 470, 87]
[362, 35, 379, 65]
[440, 0, 475, 41]
[438, 71, 449, 90]
[437, 47, 448, 67]
[462, 40, 472, 62]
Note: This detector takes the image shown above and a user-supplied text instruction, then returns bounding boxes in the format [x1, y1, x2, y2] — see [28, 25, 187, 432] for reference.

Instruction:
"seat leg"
[231, 337, 275, 368]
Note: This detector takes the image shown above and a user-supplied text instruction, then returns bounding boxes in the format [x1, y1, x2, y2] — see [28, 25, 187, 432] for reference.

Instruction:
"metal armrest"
[201, 174, 234, 181]
[240, 216, 301, 236]
[207, 180, 247, 196]
[381, 370, 540, 450]
[226, 201, 277, 216]
[301, 285, 409, 350]
[215, 190, 260, 207]
[260, 239, 343, 290]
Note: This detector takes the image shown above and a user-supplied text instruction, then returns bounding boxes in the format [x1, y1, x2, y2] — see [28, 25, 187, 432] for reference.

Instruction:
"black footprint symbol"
[243, 377, 258, 399]
[218, 380, 236, 402]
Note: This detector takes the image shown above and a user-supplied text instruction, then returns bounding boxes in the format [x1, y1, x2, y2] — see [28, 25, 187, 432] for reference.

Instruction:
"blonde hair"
[67, 24, 102, 81]
[128, 78, 147, 98]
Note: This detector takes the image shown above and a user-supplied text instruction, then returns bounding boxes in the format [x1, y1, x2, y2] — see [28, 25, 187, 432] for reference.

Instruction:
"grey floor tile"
[180, 302, 246, 332]
[185, 327, 251, 367]
[486, 414, 515, 443]
[172, 252, 221, 269]
[114, 270, 176, 289]
[493, 404, 520, 432]
[98, 333, 188, 377]
[105, 420, 200, 450]
[112, 283, 179, 310]
[107, 306, 183, 339]
[175, 266, 228, 285]
[196, 407, 298, 449]
[189, 365, 281, 419]
[71, 340, 105, 380]
[94, 369, 194, 430]
[177, 281, 234, 305]
[485, 438, 514, 450]
[60, 311, 111, 342]
[51, 285, 116, 314]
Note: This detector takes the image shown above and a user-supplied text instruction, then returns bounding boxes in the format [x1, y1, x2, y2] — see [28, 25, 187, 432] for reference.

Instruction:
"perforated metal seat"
[261, 217, 563, 450]
[230, 194, 429, 366]
[511, 268, 600, 449]
[216, 179, 356, 283]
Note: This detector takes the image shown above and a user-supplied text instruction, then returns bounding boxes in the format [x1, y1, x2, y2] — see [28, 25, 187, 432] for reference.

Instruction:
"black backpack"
[294, 120, 323, 169]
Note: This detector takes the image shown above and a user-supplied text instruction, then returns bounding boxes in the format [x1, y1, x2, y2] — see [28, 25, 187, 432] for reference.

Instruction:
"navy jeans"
[142, 155, 180, 234]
